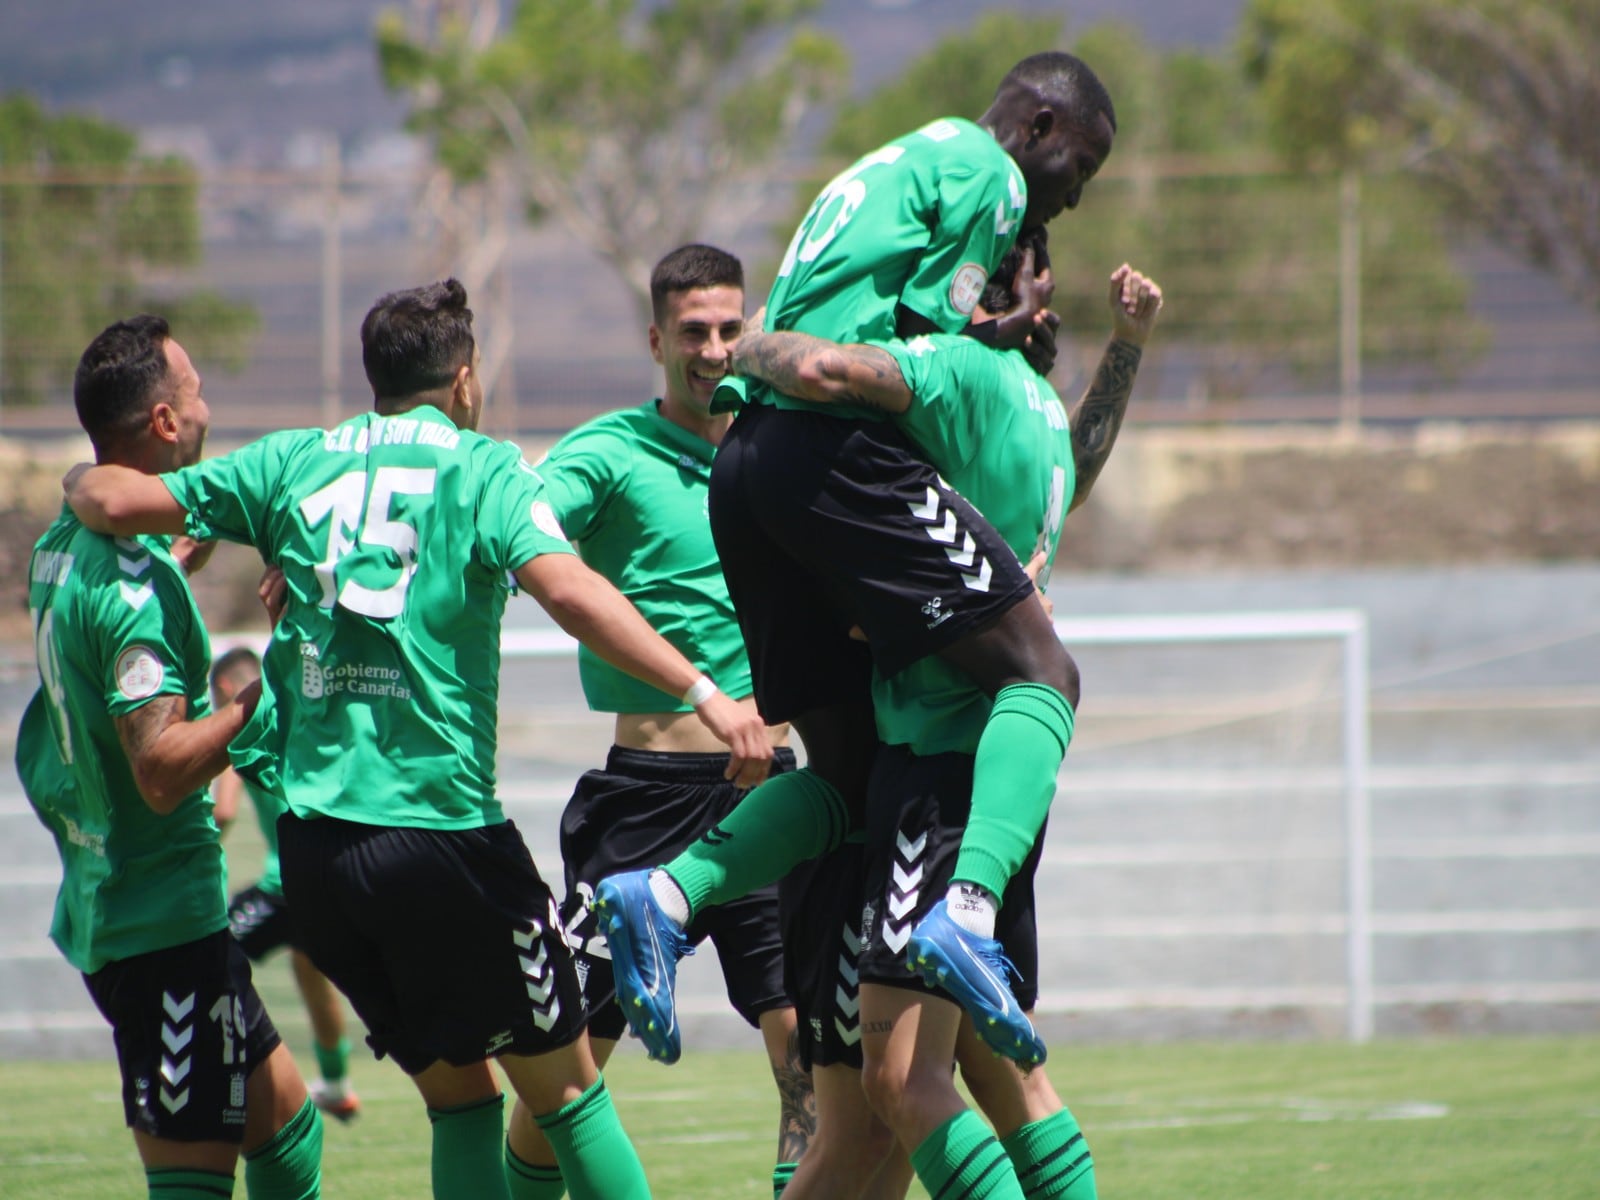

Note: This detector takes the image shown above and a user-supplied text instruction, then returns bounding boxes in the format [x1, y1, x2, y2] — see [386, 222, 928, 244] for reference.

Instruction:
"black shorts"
[228, 883, 295, 961]
[558, 746, 796, 1040]
[278, 812, 587, 1075]
[709, 404, 1036, 723]
[857, 745, 1043, 1010]
[780, 838, 867, 1071]
[84, 930, 281, 1142]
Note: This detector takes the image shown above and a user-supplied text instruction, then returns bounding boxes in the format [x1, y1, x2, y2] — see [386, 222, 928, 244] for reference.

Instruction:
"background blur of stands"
[1, 157, 1597, 441]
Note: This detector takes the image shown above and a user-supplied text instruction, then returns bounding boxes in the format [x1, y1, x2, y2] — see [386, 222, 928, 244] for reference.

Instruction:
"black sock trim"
[505, 1143, 564, 1182]
[147, 1169, 235, 1198]
[426, 1092, 504, 1124]
[931, 1138, 1008, 1200]
[243, 1097, 318, 1162]
[1031, 1147, 1094, 1193]
[1014, 1130, 1084, 1182]
[536, 1077, 604, 1133]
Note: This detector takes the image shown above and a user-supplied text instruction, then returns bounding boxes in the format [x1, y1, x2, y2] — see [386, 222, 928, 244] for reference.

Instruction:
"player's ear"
[148, 400, 180, 444]
[648, 323, 665, 365]
[452, 362, 477, 423]
[1027, 108, 1057, 149]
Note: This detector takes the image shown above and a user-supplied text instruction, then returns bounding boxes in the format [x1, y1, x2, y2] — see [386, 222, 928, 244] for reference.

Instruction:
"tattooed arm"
[1069, 264, 1163, 512]
[731, 329, 913, 415]
[115, 682, 261, 815]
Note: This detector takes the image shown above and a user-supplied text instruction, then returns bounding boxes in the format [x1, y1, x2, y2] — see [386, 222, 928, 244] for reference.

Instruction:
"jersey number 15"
[300, 467, 437, 619]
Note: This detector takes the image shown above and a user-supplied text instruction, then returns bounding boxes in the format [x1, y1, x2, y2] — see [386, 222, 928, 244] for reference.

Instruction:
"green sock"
[506, 1140, 567, 1200]
[146, 1168, 234, 1199]
[772, 1160, 797, 1197]
[313, 1036, 350, 1084]
[1001, 1108, 1095, 1199]
[428, 1094, 512, 1200]
[954, 684, 1075, 898]
[664, 767, 849, 917]
[534, 1076, 649, 1200]
[910, 1109, 1025, 1199]
[242, 1096, 323, 1200]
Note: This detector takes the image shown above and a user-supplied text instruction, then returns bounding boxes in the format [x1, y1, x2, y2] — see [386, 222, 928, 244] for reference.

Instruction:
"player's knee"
[861, 1053, 952, 1132]
[242, 1043, 312, 1153]
[860, 1052, 903, 1125]
[840, 1114, 898, 1177]
[957, 1054, 1029, 1136]
[1055, 648, 1081, 708]
[993, 641, 1080, 707]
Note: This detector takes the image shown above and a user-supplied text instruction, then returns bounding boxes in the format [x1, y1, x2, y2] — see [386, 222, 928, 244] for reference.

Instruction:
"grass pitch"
[1, 1026, 1595, 1199]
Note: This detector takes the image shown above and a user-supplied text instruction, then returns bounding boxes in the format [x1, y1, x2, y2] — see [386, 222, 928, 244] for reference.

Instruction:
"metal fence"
[1, 155, 1597, 440]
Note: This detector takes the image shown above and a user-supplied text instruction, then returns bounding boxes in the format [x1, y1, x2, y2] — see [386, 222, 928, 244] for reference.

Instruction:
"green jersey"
[761, 117, 1027, 419]
[163, 406, 575, 831]
[538, 401, 752, 712]
[18, 510, 225, 974]
[871, 337, 1076, 755]
[240, 774, 287, 897]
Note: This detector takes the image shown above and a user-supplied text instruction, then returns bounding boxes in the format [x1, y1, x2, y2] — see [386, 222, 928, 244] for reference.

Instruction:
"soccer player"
[731, 237, 1165, 1200]
[19, 315, 323, 1200]
[502, 244, 813, 1200]
[210, 646, 361, 1123]
[599, 51, 1116, 1072]
[64, 279, 772, 1200]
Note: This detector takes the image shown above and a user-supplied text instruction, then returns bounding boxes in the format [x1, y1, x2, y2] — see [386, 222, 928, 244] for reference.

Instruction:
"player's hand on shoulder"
[1108, 264, 1163, 346]
[992, 246, 1058, 352]
[1020, 309, 1061, 377]
[1023, 548, 1055, 619]
[171, 537, 218, 576]
[696, 691, 774, 789]
[258, 565, 288, 628]
[62, 462, 92, 497]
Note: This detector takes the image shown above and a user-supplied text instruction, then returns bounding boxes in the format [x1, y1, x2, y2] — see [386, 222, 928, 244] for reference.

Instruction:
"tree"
[799, 12, 1484, 397]
[377, 0, 849, 321]
[0, 93, 257, 407]
[1242, 0, 1599, 308]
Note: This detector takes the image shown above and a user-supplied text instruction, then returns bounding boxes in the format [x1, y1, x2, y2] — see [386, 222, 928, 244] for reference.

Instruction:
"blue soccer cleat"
[593, 869, 694, 1064]
[907, 899, 1047, 1067]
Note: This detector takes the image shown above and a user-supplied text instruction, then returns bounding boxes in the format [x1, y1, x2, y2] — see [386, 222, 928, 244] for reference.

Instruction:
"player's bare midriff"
[615, 702, 790, 755]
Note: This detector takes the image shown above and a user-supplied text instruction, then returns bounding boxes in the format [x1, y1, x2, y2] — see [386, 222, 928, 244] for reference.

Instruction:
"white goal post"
[496, 608, 1376, 1043]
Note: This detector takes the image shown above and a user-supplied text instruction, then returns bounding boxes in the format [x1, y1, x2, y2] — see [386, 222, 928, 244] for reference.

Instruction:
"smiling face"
[1015, 107, 1115, 228]
[651, 284, 745, 422]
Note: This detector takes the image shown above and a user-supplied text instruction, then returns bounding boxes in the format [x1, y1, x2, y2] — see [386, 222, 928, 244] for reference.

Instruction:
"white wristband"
[682, 675, 717, 707]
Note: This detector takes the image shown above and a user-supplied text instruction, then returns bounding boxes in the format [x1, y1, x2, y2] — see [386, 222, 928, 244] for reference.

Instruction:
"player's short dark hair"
[1000, 51, 1116, 134]
[650, 244, 744, 325]
[981, 226, 1052, 314]
[73, 314, 174, 455]
[209, 644, 261, 693]
[360, 278, 476, 406]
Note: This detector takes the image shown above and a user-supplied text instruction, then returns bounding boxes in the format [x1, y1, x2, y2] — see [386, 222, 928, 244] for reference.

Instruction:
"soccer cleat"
[593, 869, 694, 1064]
[907, 899, 1048, 1067]
[308, 1078, 361, 1123]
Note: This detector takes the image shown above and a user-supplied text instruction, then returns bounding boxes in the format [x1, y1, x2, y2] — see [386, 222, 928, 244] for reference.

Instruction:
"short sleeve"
[95, 547, 200, 717]
[475, 442, 577, 573]
[163, 431, 314, 554]
[536, 422, 633, 542]
[898, 157, 1024, 333]
[880, 335, 1002, 476]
